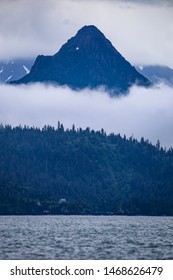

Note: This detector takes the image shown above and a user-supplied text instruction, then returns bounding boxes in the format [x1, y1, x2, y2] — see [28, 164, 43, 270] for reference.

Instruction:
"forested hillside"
[0, 124, 173, 215]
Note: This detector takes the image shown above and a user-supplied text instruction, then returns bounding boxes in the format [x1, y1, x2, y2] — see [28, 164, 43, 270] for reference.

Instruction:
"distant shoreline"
[1, 214, 173, 217]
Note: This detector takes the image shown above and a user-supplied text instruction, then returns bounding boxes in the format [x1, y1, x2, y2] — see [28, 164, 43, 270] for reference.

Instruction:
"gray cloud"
[0, 0, 173, 68]
[117, 0, 173, 5]
[72, 0, 172, 3]
[72, 0, 173, 7]
[123, 0, 173, 5]
[0, 83, 173, 148]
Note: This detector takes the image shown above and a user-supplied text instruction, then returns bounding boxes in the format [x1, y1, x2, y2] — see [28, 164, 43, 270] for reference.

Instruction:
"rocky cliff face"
[13, 25, 151, 94]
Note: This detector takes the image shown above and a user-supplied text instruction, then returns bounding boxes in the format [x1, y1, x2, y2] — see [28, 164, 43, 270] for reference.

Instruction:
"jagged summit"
[57, 25, 118, 57]
[65, 25, 106, 44]
[69, 25, 107, 44]
[12, 25, 151, 94]
[68, 25, 105, 41]
[78, 24, 102, 34]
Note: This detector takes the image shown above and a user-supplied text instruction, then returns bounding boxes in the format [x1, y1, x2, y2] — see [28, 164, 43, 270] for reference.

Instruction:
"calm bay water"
[0, 215, 172, 259]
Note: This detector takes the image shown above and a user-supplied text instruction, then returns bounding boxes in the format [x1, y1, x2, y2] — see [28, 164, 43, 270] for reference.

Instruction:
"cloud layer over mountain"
[0, 83, 173, 148]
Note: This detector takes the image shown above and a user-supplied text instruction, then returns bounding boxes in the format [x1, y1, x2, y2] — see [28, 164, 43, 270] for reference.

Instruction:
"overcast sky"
[0, 0, 173, 67]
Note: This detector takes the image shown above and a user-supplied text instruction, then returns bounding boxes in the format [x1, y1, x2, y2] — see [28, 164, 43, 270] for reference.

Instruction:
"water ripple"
[0, 216, 173, 259]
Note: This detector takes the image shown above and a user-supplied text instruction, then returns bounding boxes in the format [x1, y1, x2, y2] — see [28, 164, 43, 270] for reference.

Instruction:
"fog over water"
[0, 83, 173, 148]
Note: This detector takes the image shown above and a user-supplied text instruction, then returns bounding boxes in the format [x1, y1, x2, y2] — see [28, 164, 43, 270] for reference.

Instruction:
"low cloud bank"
[0, 83, 173, 148]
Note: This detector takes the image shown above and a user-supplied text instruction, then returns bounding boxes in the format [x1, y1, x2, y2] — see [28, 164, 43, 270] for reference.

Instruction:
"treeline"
[0, 123, 173, 215]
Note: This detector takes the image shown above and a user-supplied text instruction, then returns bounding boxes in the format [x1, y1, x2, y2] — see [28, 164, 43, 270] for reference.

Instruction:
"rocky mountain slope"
[135, 65, 173, 86]
[0, 59, 34, 83]
[12, 25, 151, 94]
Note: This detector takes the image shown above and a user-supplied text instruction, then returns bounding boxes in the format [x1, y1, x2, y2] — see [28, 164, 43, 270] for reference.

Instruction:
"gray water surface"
[0, 215, 172, 259]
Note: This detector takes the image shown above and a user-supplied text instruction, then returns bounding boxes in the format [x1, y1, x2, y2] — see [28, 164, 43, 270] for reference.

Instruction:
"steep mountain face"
[0, 59, 34, 83]
[13, 25, 151, 94]
[135, 65, 173, 86]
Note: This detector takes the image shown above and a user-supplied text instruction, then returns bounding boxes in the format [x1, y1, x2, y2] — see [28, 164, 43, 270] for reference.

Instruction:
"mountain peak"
[77, 25, 104, 37]
[57, 25, 110, 55]
[74, 25, 106, 44]
[78, 25, 101, 32]
[12, 25, 151, 94]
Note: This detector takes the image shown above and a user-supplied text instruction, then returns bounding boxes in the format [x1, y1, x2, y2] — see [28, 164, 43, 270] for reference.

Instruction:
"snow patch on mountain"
[23, 65, 30, 74]
[0, 67, 4, 74]
[5, 75, 13, 82]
